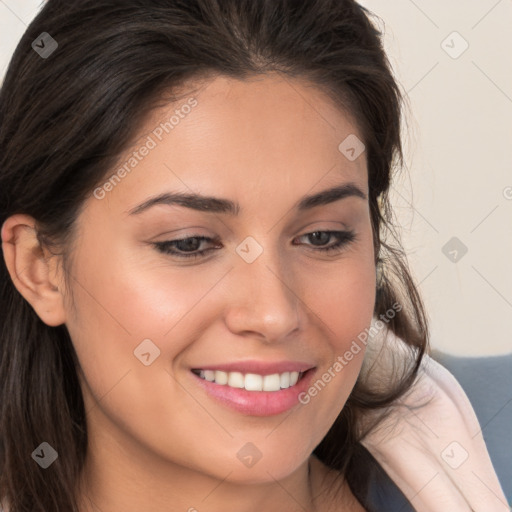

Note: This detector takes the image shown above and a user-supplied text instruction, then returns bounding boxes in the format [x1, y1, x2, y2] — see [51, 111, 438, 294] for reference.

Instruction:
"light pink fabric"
[361, 326, 509, 511]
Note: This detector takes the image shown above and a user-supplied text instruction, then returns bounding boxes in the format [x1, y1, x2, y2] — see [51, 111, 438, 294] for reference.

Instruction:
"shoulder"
[359, 328, 508, 511]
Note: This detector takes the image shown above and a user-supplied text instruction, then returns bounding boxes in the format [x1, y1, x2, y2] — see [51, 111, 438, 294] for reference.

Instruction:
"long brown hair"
[0, 1, 428, 510]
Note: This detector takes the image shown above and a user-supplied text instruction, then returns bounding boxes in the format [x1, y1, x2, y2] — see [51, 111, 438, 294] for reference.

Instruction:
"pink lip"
[190, 360, 315, 376]
[190, 367, 317, 417]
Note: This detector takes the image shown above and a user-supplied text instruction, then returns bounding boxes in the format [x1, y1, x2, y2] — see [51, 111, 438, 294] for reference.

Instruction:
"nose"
[224, 247, 300, 343]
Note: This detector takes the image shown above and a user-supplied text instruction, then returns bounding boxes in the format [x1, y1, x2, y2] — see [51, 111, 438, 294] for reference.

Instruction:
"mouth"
[191, 368, 307, 392]
[189, 366, 317, 416]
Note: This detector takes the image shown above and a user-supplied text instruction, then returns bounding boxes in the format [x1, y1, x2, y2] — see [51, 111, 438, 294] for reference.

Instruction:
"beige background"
[1, 0, 511, 356]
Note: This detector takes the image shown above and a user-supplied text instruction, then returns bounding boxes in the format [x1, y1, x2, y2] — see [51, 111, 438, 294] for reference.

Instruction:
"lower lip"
[191, 369, 316, 417]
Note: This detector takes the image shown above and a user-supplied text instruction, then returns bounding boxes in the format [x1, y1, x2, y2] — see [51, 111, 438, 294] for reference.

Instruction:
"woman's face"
[63, 73, 376, 484]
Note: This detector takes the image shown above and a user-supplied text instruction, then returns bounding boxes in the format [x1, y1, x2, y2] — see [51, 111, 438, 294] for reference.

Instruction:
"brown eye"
[154, 236, 221, 259]
[295, 230, 356, 253]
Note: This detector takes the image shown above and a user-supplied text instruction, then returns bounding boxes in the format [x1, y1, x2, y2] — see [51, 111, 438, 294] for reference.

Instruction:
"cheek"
[65, 236, 210, 354]
[62, 235, 208, 428]
[302, 243, 377, 350]
[296, 255, 376, 423]
[63, 245, 231, 473]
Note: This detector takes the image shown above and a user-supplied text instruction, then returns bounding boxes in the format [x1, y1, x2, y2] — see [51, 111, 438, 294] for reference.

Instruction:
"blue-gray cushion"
[431, 350, 512, 504]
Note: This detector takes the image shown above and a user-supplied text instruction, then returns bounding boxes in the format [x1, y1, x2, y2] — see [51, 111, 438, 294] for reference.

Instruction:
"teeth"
[214, 370, 228, 385]
[195, 370, 303, 391]
[262, 374, 280, 391]
[289, 371, 299, 386]
[227, 371, 244, 388]
[204, 370, 215, 382]
[246, 373, 263, 391]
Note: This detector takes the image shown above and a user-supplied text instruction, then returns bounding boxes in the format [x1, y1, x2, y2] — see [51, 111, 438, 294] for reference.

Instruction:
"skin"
[1, 72, 374, 512]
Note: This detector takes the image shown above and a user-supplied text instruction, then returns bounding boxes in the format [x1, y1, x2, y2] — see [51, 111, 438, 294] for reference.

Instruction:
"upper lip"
[191, 360, 316, 376]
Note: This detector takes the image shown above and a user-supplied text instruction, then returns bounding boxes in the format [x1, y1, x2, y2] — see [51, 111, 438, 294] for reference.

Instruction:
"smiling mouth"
[190, 369, 309, 392]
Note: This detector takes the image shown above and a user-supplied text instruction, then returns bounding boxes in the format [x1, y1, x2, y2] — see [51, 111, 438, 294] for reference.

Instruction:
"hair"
[0, 0, 429, 510]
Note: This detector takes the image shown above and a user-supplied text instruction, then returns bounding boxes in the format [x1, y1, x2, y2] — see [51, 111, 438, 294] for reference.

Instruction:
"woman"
[0, 1, 507, 511]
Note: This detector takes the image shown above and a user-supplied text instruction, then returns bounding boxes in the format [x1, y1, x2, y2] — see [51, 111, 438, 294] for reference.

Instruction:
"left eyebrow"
[127, 182, 367, 216]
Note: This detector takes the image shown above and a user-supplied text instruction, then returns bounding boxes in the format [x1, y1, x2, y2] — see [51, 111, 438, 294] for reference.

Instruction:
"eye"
[153, 236, 221, 260]
[152, 230, 357, 260]
[294, 230, 357, 254]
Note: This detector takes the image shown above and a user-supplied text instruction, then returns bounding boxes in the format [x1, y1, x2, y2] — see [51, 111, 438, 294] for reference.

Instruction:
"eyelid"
[152, 229, 356, 260]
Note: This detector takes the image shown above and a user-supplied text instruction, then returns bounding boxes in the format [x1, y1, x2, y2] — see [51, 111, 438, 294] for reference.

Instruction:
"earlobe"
[1, 214, 67, 327]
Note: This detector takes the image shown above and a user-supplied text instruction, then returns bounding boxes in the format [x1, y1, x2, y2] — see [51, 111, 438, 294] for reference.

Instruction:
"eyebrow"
[127, 182, 367, 216]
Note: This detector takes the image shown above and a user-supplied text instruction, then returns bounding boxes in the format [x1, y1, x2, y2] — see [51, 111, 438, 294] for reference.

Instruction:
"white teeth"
[195, 369, 305, 391]
[245, 373, 263, 391]
[262, 373, 280, 391]
[204, 370, 215, 382]
[214, 370, 228, 385]
[227, 371, 244, 388]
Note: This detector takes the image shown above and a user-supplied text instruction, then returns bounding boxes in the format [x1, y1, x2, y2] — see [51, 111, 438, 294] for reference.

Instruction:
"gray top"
[346, 442, 416, 511]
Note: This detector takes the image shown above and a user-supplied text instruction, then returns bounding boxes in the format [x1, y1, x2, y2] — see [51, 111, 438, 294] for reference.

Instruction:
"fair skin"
[1, 73, 373, 511]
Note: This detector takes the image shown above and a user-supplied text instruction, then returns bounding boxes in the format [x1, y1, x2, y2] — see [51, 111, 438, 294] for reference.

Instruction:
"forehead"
[134, 72, 365, 164]
[88, 72, 368, 221]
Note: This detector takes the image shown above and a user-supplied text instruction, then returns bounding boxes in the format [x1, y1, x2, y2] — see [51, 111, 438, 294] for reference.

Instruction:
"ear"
[1, 214, 67, 326]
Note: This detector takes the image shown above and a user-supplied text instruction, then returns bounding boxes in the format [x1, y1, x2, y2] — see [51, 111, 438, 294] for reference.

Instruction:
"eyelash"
[153, 230, 357, 260]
